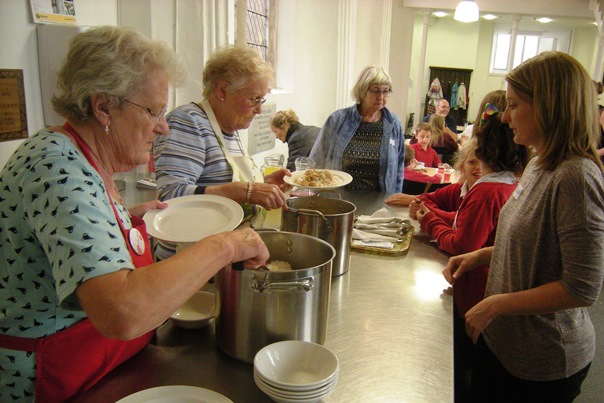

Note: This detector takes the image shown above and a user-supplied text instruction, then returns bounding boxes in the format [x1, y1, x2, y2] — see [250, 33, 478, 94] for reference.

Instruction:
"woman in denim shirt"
[309, 66, 405, 193]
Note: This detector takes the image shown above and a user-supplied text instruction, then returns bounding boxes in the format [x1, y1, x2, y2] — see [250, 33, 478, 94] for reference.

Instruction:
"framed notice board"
[0, 69, 28, 142]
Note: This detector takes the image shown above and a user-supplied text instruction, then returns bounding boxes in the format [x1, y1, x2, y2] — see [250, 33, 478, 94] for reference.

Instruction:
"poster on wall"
[30, 0, 77, 25]
[0, 70, 29, 143]
[247, 103, 277, 155]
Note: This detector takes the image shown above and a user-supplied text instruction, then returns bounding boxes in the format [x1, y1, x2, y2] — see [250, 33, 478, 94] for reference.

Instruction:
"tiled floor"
[577, 289, 604, 402]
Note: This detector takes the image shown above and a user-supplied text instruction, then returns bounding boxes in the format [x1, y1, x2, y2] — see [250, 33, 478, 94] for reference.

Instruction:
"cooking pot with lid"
[215, 231, 336, 363]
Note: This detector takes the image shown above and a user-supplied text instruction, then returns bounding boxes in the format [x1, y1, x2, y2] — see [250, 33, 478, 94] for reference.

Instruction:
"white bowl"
[254, 370, 337, 398]
[254, 341, 339, 389]
[169, 291, 216, 329]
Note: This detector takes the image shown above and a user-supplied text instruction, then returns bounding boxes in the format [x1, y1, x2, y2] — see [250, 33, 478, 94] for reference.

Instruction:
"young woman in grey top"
[443, 51, 604, 402]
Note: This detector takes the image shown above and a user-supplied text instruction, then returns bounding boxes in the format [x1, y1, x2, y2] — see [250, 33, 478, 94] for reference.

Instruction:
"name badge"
[128, 228, 146, 256]
[512, 184, 524, 200]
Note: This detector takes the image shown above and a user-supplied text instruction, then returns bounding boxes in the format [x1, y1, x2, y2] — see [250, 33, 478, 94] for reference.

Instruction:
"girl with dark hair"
[414, 105, 530, 402]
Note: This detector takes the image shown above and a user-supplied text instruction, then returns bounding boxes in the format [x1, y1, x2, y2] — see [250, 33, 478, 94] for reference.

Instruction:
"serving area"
[78, 173, 453, 402]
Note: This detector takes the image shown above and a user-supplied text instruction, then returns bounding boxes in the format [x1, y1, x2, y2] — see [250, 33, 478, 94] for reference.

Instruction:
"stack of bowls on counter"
[253, 340, 339, 402]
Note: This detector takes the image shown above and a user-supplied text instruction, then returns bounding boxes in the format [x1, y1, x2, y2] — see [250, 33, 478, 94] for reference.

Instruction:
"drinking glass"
[295, 157, 315, 171]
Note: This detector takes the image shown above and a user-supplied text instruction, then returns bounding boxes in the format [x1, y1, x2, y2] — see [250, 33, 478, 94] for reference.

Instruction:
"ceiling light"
[482, 14, 498, 21]
[433, 11, 448, 18]
[535, 17, 553, 24]
[454, 0, 479, 23]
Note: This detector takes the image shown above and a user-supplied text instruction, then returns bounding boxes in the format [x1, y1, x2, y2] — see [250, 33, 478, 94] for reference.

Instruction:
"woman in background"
[444, 51, 604, 402]
[153, 45, 289, 260]
[270, 109, 320, 171]
[309, 66, 405, 193]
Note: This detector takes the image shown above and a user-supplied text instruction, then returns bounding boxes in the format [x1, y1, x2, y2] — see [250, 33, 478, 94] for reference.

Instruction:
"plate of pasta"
[284, 169, 353, 190]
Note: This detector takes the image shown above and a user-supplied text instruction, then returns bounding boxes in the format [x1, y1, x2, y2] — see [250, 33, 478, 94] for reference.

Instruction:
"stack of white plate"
[253, 340, 339, 403]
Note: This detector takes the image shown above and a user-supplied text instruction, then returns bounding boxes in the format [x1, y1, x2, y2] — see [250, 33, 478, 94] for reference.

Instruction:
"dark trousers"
[454, 309, 474, 403]
[471, 336, 591, 403]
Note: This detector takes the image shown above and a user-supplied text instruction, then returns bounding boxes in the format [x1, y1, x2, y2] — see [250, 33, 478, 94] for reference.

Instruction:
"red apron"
[0, 123, 155, 402]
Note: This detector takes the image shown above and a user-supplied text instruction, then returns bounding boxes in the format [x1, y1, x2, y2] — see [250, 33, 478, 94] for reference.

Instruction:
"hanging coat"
[450, 81, 459, 110]
[427, 77, 443, 106]
[457, 82, 467, 110]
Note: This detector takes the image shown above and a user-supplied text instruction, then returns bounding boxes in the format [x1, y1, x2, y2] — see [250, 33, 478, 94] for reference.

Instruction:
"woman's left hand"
[128, 200, 168, 218]
[264, 168, 292, 192]
[464, 295, 500, 344]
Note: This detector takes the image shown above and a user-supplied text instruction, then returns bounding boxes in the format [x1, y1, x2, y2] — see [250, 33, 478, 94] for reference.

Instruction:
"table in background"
[74, 186, 453, 402]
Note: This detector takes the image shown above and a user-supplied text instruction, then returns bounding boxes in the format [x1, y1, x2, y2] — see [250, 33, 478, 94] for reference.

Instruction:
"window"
[490, 33, 557, 74]
[236, 0, 275, 65]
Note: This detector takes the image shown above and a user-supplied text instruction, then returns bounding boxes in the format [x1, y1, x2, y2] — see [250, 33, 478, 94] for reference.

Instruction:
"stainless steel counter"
[74, 183, 453, 402]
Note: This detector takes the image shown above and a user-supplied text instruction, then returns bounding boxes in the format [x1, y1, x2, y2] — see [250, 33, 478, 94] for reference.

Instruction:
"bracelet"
[245, 182, 253, 204]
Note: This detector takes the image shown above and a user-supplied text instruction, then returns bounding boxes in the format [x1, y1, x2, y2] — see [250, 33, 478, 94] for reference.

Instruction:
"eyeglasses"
[368, 88, 392, 97]
[247, 96, 267, 108]
[123, 99, 167, 123]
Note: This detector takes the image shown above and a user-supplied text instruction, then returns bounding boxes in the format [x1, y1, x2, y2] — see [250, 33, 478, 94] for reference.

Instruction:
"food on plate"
[265, 260, 293, 271]
[294, 169, 340, 187]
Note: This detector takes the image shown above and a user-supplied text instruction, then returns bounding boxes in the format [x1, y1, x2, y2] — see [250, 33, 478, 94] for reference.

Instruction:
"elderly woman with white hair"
[0, 26, 269, 401]
[309, 66, 405, 192]
[153, 45, 289, 261]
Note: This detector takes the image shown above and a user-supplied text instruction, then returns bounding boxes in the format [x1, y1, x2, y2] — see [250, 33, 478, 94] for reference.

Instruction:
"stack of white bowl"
[253, 340, 339, 403]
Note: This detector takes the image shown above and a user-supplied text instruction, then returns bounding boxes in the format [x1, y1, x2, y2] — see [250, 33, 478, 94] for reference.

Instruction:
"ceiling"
[402, 0, 599, 30]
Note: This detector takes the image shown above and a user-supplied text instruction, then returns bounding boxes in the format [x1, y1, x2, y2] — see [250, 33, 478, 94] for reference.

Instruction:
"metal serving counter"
[74, 178, 453, 402]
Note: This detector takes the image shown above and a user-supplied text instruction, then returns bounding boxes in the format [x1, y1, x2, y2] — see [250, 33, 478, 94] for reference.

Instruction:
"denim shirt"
[309, 104, 405, 193]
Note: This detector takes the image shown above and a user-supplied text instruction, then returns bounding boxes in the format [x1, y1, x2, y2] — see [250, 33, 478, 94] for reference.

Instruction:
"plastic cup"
[437, 163, 445, 174]
[443, 168, 454, 183]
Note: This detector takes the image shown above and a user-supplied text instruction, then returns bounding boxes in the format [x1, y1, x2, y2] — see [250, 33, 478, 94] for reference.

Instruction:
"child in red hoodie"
[410, 122, 441, 167]
[414, 107, 530, 402]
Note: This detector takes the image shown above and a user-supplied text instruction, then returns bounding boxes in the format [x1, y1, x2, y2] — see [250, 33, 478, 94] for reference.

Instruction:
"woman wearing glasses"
[309, 66, 406, 192]
[153, 45, 289, 261]
[0, 26, 270, 401]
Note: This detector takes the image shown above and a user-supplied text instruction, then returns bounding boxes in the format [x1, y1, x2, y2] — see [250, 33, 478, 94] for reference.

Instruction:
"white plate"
[284, 169, 353, 190]
[143, 195, 244, 242]
[116, 385, 233, 403]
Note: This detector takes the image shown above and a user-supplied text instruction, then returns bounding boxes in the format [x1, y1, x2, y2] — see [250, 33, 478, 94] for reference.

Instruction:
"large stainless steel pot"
[281, 196, 356, 276]
[215, 231, 336, 363]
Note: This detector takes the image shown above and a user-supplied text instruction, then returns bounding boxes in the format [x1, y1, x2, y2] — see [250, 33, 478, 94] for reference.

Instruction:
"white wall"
[0, 0, 600, 170]
[0, 0, 117, 170]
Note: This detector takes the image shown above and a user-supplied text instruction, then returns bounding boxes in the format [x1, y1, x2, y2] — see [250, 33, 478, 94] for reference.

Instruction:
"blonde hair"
[404, 144, 415, 165]
[202, 45, 275, 98]
[453, 137, 478, 171]
[428, 114, 446, 146]
[52, 26, 186, 122]
[415, 122, 432, 135]
[271, 109, 299, 130]
[506, 51, 602, 171]
[351, 66, 393, 103]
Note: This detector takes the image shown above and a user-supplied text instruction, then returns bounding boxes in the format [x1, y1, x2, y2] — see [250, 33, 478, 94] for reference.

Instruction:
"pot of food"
[215, 231, 336, 363]
[281, 196, 356, 277]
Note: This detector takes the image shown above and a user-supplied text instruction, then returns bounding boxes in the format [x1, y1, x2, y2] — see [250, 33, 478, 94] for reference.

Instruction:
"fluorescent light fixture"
[535, 17, 553, 23]
[482, 14, 498, 21]
[433, 11, 448, 18]
[454, 0, 479, 23]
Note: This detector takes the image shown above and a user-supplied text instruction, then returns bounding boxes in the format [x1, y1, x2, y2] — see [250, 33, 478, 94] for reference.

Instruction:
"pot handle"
[250, 277, 314, 293]
[287, 208, 331, 230]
